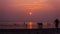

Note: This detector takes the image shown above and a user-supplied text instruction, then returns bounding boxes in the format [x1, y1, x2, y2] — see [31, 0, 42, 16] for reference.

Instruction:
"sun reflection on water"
[29, 21, 33, 29]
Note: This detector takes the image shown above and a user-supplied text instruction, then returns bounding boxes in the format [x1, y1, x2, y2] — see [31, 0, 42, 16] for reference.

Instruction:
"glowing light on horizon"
[29, 22, 33, 29]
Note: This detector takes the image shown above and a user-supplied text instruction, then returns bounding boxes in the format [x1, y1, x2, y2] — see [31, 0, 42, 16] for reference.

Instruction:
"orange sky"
[6, 0, 53, 11]
[0, 0, 60, 22]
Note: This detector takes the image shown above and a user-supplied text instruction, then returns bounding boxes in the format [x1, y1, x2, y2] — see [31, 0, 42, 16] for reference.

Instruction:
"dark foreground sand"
[0, 28, 60, 34]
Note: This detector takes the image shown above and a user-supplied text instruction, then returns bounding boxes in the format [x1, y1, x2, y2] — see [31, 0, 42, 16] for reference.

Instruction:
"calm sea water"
[0, 22, 60, 29]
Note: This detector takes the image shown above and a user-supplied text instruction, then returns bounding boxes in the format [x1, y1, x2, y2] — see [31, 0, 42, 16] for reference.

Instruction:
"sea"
[0, 21, 60, 29]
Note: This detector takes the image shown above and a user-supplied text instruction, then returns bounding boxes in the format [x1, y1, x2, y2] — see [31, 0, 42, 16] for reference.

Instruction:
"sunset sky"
[0, 0, 60, 22]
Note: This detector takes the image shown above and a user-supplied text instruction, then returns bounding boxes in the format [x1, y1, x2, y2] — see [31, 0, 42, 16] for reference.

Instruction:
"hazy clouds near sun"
[0, 0, 60, 22]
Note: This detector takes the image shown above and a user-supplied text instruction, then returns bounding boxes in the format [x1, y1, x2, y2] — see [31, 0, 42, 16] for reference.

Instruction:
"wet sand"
[0, 28, 60, 34]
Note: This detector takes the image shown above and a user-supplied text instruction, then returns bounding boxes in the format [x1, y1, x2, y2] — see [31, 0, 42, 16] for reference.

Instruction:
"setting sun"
[29, 12, 32, 16]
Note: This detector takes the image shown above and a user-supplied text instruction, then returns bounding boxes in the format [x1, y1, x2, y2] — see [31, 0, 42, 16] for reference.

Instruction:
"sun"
[29, 12, 32, 16]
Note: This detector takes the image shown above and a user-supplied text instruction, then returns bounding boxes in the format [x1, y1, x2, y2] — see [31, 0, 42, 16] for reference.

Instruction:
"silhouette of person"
[25, 24, 27, 29]
[23, 22, 27, 29]
[54, 19, 59, 28]
[37, 23, 43, 29]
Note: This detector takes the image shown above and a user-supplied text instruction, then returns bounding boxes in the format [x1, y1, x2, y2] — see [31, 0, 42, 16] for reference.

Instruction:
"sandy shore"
[0, 28, 60, 34]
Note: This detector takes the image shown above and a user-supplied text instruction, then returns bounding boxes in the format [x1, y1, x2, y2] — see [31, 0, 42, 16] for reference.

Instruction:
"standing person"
[23, 22, 27, 29]
[54, 19, 59, 28]
[23, 22, 25, 29]
[25, 24, 27, 29]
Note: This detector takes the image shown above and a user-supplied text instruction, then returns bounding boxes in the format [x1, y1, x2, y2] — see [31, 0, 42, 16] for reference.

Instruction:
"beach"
[0, 28, 60, 34]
